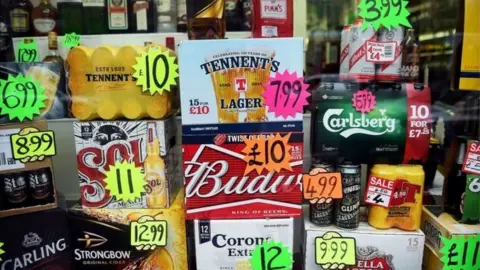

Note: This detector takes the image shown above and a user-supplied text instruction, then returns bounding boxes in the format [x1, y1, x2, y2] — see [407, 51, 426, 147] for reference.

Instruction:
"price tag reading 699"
[0, 75, 46, 121]
[11, 130, 56, 161]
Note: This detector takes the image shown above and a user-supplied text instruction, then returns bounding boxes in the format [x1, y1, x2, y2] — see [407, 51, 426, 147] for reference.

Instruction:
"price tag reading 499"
[315, 232, 356, 268]
[11, 129, 56, 161]
[303, 173, 343, 200]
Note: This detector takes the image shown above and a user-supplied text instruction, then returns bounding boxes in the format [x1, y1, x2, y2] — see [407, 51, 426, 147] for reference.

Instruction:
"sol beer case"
[67, 44, 178, 121]
[0, 62, 69, 123]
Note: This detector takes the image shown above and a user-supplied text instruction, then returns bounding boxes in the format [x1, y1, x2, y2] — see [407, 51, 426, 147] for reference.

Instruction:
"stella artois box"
[194, 218, 294, 270]
[304, 208, 425, 270]
[178, 38, 304, 134]
[183, 132, 304, 220]
[74, 117, 181, 209]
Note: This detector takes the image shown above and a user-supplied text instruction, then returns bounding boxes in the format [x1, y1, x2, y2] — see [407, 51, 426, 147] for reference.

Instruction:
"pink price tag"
[263, 70, 310, 119]
[352, 89, 376, 113]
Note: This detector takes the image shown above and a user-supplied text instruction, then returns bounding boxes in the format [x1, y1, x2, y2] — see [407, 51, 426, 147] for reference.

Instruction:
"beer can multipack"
[74, 116, 181, 209]
[304, 207, 425, 270]
[194, 218, 294, 270]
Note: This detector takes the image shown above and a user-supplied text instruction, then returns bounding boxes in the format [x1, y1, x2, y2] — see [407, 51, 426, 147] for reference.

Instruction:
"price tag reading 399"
[11, 130, 56, 161]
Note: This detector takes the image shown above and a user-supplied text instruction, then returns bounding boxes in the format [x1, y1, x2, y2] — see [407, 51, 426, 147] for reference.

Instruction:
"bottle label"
[10, 9, 29, 32]
[260, 0, 286, 19]
[33, 18, 56, 33]
[108, 0, 128, 30]
[83, 0, 105, 7]
[0, 22, 10, 52]
[133, 1, 149, 31]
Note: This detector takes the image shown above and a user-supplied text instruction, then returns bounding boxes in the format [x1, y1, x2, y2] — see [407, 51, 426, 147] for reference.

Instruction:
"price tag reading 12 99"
[11, 130, 56, 161]
[130, 220, 167, 248]
[315, 232, 356, 268]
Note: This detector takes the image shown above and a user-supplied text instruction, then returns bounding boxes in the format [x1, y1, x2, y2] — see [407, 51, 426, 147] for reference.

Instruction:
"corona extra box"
[178, 38, 304, 134]
[304, 208, 425, 270]
[74, 117, 181, 208]
[67, 189, 187, 269]
[0, 208, 72, 269]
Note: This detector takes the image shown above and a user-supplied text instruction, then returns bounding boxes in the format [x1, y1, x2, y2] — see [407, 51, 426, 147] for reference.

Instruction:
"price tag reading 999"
[130, 219, 167, 248]
[303, 173, 343, 200]
[315, 232, 356, 267]
[10, 130, 56, 161]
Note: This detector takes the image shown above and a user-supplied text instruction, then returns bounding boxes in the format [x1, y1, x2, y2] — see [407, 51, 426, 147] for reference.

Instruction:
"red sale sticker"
[366, 41, 397, 63]
[462, 140, 480, 175]
[352, 89, 376, 113]
[263, 70, 310, 119]
[365, 175, 396, 207]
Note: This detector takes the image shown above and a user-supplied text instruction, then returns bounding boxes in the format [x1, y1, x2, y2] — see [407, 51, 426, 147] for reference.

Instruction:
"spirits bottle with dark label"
[32, 0, 58, 36]
[8, 0, 33, 37]
[0, 1, 14, 61]
[58, 0, 84, 34]
[108, 0, 131, 33]
[82, 0, 108, 34]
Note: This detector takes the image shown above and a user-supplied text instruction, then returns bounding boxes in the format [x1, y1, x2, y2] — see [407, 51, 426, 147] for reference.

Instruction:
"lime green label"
[358, 0, 412, 31]
[62, 33, 81, 49]
[17, 39, 39, 62]
[250, 241, 293, 270]
[441, 235, 480, 270]
[104, 160, 145, 203]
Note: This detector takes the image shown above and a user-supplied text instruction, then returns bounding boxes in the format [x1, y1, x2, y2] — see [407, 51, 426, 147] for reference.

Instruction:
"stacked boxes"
[179, 38, 305, 269]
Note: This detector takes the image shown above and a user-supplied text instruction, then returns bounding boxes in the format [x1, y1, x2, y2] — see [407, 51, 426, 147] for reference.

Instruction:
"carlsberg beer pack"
[311, 82, 431, 164]
[194, 218, 294, 270]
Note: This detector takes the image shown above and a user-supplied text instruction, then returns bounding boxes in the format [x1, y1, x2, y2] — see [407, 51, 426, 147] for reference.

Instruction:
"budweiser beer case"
[0, 208, 72, 269]
[178, 38, 304, 134]
[74, 116, 181, 209]
[304, 209, 425, 270]
[67, 189, 187, 269]
[311, 82, 431, 164]
[183, 132, 303, 220]
[194, 218, 294, 270]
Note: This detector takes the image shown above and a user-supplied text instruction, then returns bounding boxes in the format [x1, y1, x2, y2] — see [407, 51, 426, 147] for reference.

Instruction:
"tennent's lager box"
[194, 218, 294, 270]
[183, 132, 303, 220]
[178, 38, 304, 134]
[0, 208, 72, 269]
[74, 117, 181, 208]
[67, 189, 187, 269]
[304, 208, 425, 270]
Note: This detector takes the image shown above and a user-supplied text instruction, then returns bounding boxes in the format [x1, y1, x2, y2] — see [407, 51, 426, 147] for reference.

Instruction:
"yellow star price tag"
[130, 216, 167, 250]
[104, 161, 145, 203]
[0, 242, 5, 262]
[315, 232, 356, 269]
[132, 47, 179, 95]
[10, 128, 56, 163]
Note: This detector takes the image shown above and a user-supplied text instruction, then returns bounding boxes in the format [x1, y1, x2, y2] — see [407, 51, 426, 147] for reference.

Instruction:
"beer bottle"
[400, 29, 420, 83]
[144, 122, 168, 208]
[28, 168, 54, 205]
[2, 172, 30, 209]
[444, 138, 467, 219]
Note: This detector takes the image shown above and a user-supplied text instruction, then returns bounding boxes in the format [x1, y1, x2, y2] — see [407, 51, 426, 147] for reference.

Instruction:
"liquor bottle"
[43, 31, 63, 64]
[58, 0, 84, 34]
[32, 0, 58, 36]
[444, 138, 468, 219]
[131, 0, 157, 33]
[82, 0, 108, 34]
[157, 0, 176, 32]
[0, 2, 14, 62]
[400, 29, 420, 83]
[177, 0, 186, 31]
[187, 0, 226, 39]
[144, 122, 168, 208]
[108, 0, 131, 33]
[8, 0, 33, 37]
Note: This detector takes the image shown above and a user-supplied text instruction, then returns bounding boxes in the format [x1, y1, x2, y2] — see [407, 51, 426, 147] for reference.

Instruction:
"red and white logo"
[345, 246, 395, 270]
[183, 138, 303, 220]
[235, 77, 248, 92]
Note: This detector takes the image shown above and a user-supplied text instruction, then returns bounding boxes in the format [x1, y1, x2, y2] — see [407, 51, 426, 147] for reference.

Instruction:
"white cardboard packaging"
[304, 209, 425, 270]
[194, 218, 294, 270]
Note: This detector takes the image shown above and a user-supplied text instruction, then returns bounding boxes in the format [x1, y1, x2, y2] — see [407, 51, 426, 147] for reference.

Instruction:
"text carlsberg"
[323, 109, 396, 138]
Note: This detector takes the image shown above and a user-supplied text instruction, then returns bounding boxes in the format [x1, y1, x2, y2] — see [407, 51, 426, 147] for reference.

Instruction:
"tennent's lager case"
[74, 117, 181, 208]
[178, 38, 304, 130]
[194, 218, 294, 270]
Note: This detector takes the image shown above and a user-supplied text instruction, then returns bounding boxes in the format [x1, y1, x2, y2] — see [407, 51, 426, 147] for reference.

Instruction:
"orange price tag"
[303, 172, 343, 200]
[241, 133, 293, 175]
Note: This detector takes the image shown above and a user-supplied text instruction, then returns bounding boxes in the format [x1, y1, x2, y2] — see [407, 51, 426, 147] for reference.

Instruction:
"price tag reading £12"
[303, 172, 343, 201]
[315, 232, 356, 268]
[130, 217, 167, 250]
[10, 129, 56, 162]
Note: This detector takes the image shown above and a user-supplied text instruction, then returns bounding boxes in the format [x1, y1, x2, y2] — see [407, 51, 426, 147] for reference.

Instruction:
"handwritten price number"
[446, 239, 480, 268]
[259, 246, 286, 270]
[189, 99, 210, 115]
[271, 79, 302, 108]
[315, 237, 356, 266]
[18, 48, 38, 63]
[2, 80, 40, 111]
[354, 92, 374, 112]
[64, 35, 79, 46]
[319, 240, 349, 261]
[115, 168, 136, 195]
[11, 131, 55, 160]
[364, 0, 403, 23]
[249, 139, 286, 167]
[145, 53, 169, 91]
[469, 178, 480, 193]
[131, 221, 167, 247]
[304, 173, 341, 200]
[409, 105, 430, 138]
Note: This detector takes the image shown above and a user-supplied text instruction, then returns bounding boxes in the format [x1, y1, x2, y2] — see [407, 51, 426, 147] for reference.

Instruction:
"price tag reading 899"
[10, 130, 56, 161]
[315, 232, 356, 268]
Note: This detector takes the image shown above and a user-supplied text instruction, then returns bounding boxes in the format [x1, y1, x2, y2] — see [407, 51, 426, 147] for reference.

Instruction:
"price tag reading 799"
[11, 130, 56, 161]
[303, 173, 343, 201]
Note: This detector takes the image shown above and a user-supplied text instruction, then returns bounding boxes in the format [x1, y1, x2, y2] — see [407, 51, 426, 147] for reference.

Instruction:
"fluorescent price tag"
[249, 240, 293, 270]
[62, 33, 81, 49]
[104, 160, 145, 203]
[315, 232, 356, 268]
[11, 130, 56, 161]
[16, 39, 39, 62]
[130, 219, 167, 248]
[358, 0, 412, 31]
[440, 235, 480, 270]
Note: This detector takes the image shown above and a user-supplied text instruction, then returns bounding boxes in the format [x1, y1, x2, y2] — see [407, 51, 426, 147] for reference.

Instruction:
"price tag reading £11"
[303, 172, 343, 201]
[104, 160, 146, 203]
[315, 232, 356, 268]
[10, 128, 57, 162]
[130, 216, 167, 250]
[440, 235, 480, 270]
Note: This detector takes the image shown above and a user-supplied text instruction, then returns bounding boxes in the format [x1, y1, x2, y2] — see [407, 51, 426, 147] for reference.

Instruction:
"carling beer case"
[178, 38, 304, 133]
[0, 208, 72, 269]
[311, 82, 431, 164]
[194, 218, 294, 270]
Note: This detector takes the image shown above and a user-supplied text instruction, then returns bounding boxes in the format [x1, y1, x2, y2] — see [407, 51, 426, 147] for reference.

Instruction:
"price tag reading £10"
[315, 232, 356, 268]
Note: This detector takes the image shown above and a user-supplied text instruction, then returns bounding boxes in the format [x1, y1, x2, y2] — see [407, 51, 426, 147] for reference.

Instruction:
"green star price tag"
[11, 129, 56, 162]
[0, 74, 47, 121]
[440, 235, 480, 270]
[250, 240, 293, 270]
[358, 0, 412, 31]
[104, 160, 145, 203]
[16, 39, 39, 62]
[315, 232, 356, 269]
[132, 47, 179, 95]
[62, 33, 81, 49]
[130, 217, 167, 249]
[0, 242, 5, 262]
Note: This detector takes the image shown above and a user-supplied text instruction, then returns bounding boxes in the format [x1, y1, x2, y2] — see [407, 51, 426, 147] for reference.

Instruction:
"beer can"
[335, 162, 361, 229]
[2, 172, 29, 208]
[375, 26, 404, 82]
[309, 162, 335, 226]
[28, 168, 54, 204]
[339, 25, 351, 80]
[348, 18, 376, 83]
